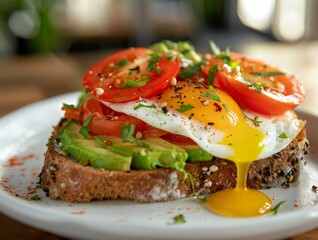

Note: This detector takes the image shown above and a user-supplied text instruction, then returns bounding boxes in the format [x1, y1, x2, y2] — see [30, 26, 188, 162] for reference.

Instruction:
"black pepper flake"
[207, 122, 214, 126]
[162, 106, 168, 114]
[312, 185, 318, 193]
[189, 113, 195, 119]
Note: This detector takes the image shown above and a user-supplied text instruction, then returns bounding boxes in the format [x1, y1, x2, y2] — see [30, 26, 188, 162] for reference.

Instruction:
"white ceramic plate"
[0, 92, 317, 240]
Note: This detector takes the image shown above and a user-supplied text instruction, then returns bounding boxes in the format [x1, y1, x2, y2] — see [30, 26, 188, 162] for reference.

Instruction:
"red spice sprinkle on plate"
[70, 211, 86, 215]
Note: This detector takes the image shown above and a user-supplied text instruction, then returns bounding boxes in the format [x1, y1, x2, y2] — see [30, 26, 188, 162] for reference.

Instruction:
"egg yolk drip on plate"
[102, 79, 301, 217]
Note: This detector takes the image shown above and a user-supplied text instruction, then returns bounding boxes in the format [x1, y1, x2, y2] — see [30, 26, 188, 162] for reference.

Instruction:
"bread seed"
[210, 165, 219, 172]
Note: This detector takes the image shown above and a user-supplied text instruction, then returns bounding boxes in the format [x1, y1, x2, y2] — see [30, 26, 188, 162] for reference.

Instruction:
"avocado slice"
[95, 136, 188, 170]
[59, 121, 132, 171]
[143, 137, 212, 163]
[181, 145, 213, 162]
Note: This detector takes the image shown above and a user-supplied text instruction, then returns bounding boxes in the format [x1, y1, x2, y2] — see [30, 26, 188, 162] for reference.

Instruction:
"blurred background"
[1, 0, 318, 116]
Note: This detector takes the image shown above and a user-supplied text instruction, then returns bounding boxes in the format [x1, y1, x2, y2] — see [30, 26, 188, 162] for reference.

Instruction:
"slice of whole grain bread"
[40, 121, 308, 203]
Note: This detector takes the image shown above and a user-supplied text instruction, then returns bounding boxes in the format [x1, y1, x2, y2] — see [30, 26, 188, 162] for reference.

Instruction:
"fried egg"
[102, 79, 302, 163]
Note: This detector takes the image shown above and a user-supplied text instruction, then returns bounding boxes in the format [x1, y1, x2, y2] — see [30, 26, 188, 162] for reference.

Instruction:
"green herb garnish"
[242, 78, 263, 93]
[209, 40, 220, 55]
[167, 214, 186, 225]
[250, 71, 284, 77]
[179, 63, 202, 78]
[148, 54, 160, 72]
[30, 194, 40, 201]
[122, 77, 149, 88]
[133, 103, 157, 111]
[177, 104, 195, 113]
[63, 103, 76, 110]
[209, 41, 231, 63]
[202, 92, 221, 102]
[79, 114, 94, 139]
[114, 58, 128, 68]
[208, 64, 219, 86]
[120, 124, 150, 148]
[271, 200, 286, 215]
[242, 112, 262, 126]
[222, 103, 229, 111]
[252, 82, 264, 93]
[278, 132, 288, 139]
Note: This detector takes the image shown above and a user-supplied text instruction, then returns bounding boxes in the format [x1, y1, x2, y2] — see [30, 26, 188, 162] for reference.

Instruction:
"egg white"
[102, 99, 302, 161]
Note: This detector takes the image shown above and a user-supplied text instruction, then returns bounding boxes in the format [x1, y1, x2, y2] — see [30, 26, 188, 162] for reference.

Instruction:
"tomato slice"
[82, 48, 180, 103]
[82, 97, 166, 138]
[202, 53, 305, 116]
[161, 133, 197, 146]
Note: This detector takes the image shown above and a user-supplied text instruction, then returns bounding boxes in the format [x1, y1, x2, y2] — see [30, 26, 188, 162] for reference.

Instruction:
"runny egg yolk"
[158, 80, 272, 217]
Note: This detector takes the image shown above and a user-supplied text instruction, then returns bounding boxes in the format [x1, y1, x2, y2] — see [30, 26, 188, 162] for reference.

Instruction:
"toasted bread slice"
[40, 121, 308, 203]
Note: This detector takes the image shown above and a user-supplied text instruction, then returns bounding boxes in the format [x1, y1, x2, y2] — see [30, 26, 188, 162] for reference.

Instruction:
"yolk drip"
[158, 80, 272, 217]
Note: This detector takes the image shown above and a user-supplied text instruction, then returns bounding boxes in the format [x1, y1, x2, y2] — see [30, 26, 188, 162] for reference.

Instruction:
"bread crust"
[40, 121, 309, 203]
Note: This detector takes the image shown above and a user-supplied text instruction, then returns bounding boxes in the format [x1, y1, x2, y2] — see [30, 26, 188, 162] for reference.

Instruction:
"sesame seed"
[204, 181, 212, 188]
[210, 165, 219, 172]
[109, 62, 114, 67]
[202, 100, 209, 106]
[161, 102, 167, 108]
[198, 78, 205, 83]
[170, 77, 177, 86]
[205, 125, 211, 130]
[88, 70, 94, 74]
[202, 167, 208, 171]
[135, 131, 143, 139]
[96, 88, 104, 95]
[113, 116, 119, 120]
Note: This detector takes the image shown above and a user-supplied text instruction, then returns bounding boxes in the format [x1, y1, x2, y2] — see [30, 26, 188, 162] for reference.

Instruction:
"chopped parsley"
[208, 64, 219, 86]
[252, 82, 264, 93]
[30, 194, 40, 201]
[209, 40, 220, 55]
[242, 78, 263, 93]
[202, 92, 221, 102]
[63, 103, 76, 110]
[133, 103, 157, 111]
[177, 104, 195, 113]
[122, 76, 149, 88]
[209, 40, 231, 63]
[179, 63, 203, 78]
[147, 54, 160, 72]
[271, 200, 286, 215]
[114, 58, 128, 68]
[222, 103, 229, 111]
[167, 214, 186, 225]
[278, 132, 288, 139]
[120, 124, 149, 148]
[242, 112, 262, 126]
[79, 114, 94, 139]
[250, 71, 284, 77]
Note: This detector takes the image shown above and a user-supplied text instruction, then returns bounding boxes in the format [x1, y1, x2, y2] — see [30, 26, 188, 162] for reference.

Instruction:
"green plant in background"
[0, 0, 61, 54]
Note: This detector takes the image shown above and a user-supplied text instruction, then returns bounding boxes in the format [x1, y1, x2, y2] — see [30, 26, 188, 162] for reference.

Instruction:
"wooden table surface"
[0, 43, 317, 239]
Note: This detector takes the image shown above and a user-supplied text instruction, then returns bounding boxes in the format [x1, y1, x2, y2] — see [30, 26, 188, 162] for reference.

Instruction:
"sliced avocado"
[95, 136, 188, 170]
[60, 121, 132, 171]
[181, 145, 213, 162]
[144, 137, 212, 163]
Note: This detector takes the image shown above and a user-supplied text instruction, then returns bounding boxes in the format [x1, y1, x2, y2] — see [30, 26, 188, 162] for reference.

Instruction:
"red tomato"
[82, 48, 180, 103]
[63, 105, 82, 122]
[82, 97, 166, 138]
[202, 53, 305, 116]
[161, 133, 197, 146]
